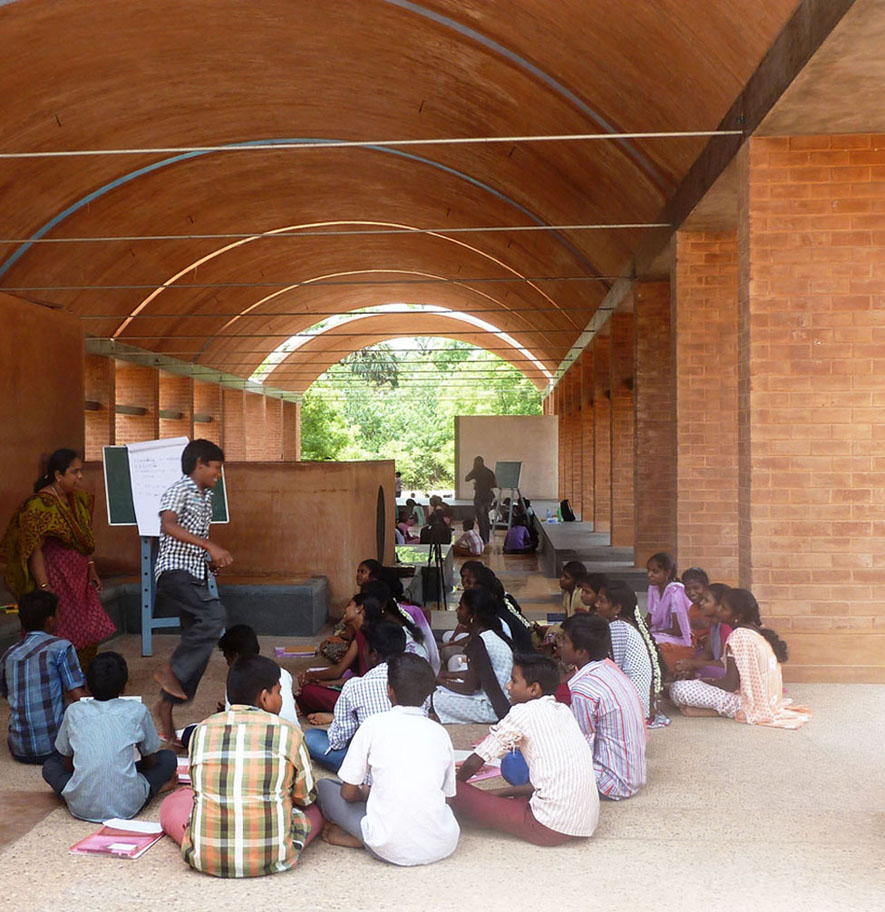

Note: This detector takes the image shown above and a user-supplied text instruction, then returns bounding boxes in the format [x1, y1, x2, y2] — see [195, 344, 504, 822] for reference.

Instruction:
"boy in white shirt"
[452, 653, 599, 845]
[315, 653, 459, 865]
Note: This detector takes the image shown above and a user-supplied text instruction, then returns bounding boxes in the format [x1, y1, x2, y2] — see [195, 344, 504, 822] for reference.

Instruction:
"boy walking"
[43, 651, 177, 821]
[160, 655, 322, 878]
[0, 590, 86, 763]
[452, 653, 599, 845]
[152, 439, 232, 741]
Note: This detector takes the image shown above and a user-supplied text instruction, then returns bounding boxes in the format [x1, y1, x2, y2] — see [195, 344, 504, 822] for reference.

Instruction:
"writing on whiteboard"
[126, 437, 190, 537]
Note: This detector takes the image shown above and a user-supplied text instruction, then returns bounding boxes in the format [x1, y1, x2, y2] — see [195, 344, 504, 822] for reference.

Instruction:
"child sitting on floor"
[502, 516, 536, 554]
[681, 566, 712, 649]
[161, 655, 323, 877]
[303, 621, 407, 772]
[43, 651, 177, 822]
[452, 653, 599, 846]
[559, 614, 647, 799]
[453, 517, 485, 556]
[0, 590, 86, 764]
[669, 588, 811, 729]
[315, 653, 459, 865]
[647, 552, 694, 675]
[560, 561, 587, 618]
[673, 583, 733, 680]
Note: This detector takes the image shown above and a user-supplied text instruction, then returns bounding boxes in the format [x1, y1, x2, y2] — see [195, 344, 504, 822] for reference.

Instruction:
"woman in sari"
[1, 449, 116, 669]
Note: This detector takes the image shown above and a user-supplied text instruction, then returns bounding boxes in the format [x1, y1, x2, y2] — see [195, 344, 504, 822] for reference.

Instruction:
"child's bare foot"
[153, 664, 186, 701]
[307, 712, 334, 726]
[154, 698, 176, 742]
[679, 705, 720, 717]
[321, 822, 364, 849]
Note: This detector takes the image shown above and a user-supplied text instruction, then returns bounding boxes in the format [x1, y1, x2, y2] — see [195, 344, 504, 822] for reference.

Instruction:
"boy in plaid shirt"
[152, 439, 232, 742]
[159, 655, 323, 877]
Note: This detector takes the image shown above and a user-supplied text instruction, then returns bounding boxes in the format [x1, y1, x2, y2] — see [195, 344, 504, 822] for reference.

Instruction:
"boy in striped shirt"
[159, 655, 323, 877]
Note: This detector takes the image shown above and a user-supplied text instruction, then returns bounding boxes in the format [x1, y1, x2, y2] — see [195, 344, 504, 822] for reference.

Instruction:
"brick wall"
[84, 355, 115, 460]
[244, 391, 267, 461]
[610, 313, 635, 546]
[265, 398, 283, 460]
[114, 360, 159, 444]
[193, 380, 223, 447]
[592, 333, 611, 532]
[737, 134, 885, 682]
[282, 400, 301, 460]
[222, 388, 246, 460]
[674, 231, 740, 583]
[159, 372, 194, 441]
[580, 349, 595, 522]
[634, 281, 676, 565]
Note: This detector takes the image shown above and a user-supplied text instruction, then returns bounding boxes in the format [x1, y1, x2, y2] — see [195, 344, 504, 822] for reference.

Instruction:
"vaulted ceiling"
[0, 0, 804, 391]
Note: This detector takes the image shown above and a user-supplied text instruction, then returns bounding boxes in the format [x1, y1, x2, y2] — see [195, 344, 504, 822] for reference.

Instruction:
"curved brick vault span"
[0, 0, 798, 382]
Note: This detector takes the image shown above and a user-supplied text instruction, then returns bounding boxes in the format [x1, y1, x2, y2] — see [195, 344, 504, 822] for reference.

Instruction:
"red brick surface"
[580, 350, 595, 522]
[84, 355, 115, 460]
[244, 392, 267, 461]
[159, 372, 194, 442]
[114, 361, 159, 445]
[222, 389, 246, 460]
[282, 400, 301, 460]
[592, 334, 612, 532]
[193, 381, 223, 447]
[610, 313, 635, 546]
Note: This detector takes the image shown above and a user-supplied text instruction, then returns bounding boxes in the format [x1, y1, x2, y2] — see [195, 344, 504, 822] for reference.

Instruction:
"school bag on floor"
[560, 499, 576, 522]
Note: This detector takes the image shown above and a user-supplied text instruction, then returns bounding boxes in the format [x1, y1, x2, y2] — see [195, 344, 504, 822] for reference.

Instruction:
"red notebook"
[69, 819, 165, 859]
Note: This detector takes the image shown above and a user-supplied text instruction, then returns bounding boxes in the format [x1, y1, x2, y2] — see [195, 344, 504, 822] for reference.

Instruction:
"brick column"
[265, 398, 284, 460]
[555, 385, 566, 499]
[737, 134, 885, 682]
[114, 361, 159, 445]
[84, 355, 115, 460]
[222, 388, 246, 460]
[609, 313, 635, 546]
[193, 380, 223, 447]
[633, 281, 676, 566]
[580, 349, 595, 523]
[674, 230, 740, 582]
[282, 400, 301, 460]
[563, 367, 582, 513]
[244, 391, 267, 461]
[159, 372, 194, 441]
[592, 333, 611, 532]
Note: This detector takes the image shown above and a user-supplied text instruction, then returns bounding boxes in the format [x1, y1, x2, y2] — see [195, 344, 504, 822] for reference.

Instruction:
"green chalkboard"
[494, 461, 522, 489]
[102, 445, 228, 526]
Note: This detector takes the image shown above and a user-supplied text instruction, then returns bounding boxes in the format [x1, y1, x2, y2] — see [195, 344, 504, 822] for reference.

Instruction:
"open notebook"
[69, 819, 164, 859]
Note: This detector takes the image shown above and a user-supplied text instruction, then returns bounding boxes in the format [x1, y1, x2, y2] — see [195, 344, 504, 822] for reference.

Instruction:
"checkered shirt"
[182, 706, 316, 878]
[155, 475, 213, 581]
[327, 662, 393, 750]
[0, 631, 84, 758]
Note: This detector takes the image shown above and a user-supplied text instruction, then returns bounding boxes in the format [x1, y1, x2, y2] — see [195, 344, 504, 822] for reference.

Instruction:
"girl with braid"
[669, 588, 811, 729]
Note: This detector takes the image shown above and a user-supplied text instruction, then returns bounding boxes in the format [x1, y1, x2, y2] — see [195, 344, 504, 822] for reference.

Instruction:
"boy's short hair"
[365, 621, 407, 661]
[181, 438, 225, 475]
[562, 560, 588, 582]
[561, 614, 611, 661]
[462, 517, 475, 531]
[387, 653, 435, 706]
[584, 572, 609, 594]
[513, 652, 560, 695]
[18, 590, 59, 632]
[86, 652, 128, 701]
[218, 624, 260, 658]
[227, 655, 281, 706]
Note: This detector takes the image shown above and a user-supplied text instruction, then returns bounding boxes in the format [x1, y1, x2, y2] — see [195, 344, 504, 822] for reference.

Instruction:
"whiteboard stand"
[139, 537, 218, 656]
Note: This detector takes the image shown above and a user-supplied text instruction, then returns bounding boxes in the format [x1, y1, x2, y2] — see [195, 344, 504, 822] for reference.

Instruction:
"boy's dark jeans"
[42, 749, 178, 804]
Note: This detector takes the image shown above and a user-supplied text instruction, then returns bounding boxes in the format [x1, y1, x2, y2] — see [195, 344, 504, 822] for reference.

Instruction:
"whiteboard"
[125, 436, 231, 537]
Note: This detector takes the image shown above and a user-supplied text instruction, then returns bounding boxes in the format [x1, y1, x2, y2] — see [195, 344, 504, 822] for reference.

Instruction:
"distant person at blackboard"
[503, 516, 536, 555]
[152, 439, 232, 742]
[405, 498, 425, 527]
[419, 509, 452, 545]
[0, 590, 86, 764]
[453, 518, 484, 556]
[465, 456, 496, 545]
[1, 448, 116, 672]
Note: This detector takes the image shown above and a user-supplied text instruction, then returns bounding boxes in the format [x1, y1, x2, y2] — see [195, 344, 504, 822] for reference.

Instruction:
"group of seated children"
[0, 550, 809, 879]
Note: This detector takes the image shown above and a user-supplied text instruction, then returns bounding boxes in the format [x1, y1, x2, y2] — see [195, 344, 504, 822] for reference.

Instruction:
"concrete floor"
[1, 545, 883, 911]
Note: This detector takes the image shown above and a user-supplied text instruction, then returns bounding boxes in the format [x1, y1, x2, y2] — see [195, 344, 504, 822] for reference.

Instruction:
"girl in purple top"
[646, 552, 693, 676]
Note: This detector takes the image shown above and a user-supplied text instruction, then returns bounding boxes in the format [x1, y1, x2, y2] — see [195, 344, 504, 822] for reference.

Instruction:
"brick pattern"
[244, 391, 267, 461]
[609, 313, 635, 546]
[193, 380, 223, 447]
[113, 360, 159, 445]
[265, 398, 284, 460]
[633, 281, 676, 565]
[222, 388, 246, 460]
[592, 333, 611, 532]
[282, 400, 301, 460]
[580, 349, 595, 522]
[84, 355, 115, 460]
[159, 372, 194, 442]
[674, 231, 740, 583]
[737, 134, 885, 680]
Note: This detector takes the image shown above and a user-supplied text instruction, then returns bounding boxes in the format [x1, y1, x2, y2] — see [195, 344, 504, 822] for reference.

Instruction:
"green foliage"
[298, 339, 542, 488]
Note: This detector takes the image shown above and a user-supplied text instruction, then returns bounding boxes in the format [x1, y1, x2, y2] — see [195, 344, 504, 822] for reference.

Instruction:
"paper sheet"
[126, 437, 191, 537]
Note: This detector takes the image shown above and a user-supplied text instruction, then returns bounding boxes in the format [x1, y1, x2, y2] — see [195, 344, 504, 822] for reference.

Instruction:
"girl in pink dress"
[646, 552, 693, 676]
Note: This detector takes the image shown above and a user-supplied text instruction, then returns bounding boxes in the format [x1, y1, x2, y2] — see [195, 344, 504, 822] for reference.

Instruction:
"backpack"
[560, 499, 576, 522]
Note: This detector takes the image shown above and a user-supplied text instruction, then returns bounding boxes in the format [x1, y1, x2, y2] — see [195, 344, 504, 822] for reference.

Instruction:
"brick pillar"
[114, 361, 159, 445]
[570, 367, 583, 517]
[282, 400, 301, 460]
[555, 385, 566, 499]
[84, 355, 115, 460]
[193, 380, 223, 447]
[737, 134, 885, 682]
[592, 333, 611, 532]
[580, 349, 594, 523]
[222, 388, 246, 460]
[159, 372, 194, 441]
[633, 281, 676, 566]
[244, 391, 267, 461]
[609, 313, 635, 546]
[674, 230, 740, 583]
[265, 398, 284, 460]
